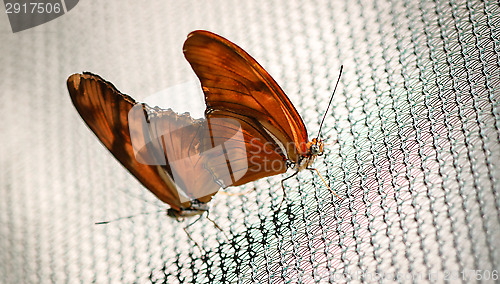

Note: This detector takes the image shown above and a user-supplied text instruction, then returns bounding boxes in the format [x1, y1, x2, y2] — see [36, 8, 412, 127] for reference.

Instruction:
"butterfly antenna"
[95, 209, 165, 225]
[316, 65, 343, 141]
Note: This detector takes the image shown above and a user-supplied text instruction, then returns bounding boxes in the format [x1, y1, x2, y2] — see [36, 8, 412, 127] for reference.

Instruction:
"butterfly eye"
[166, 208, 179, 218]
[310, 144, 321, 155]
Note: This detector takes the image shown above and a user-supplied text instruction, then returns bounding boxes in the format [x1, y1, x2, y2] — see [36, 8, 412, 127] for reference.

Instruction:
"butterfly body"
[68, 30, 333, 218]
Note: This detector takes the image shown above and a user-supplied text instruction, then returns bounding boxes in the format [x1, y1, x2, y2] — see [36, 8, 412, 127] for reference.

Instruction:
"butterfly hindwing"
[204, 110, 287, 186]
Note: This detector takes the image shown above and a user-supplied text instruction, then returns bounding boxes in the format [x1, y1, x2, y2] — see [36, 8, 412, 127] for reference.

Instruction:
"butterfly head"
[308, 138, 324, 157]
[297, 138, 324, 170]
[166, 199, 209, 218]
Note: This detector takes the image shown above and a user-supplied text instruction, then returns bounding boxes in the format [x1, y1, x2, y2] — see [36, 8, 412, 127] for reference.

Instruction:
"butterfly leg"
[206, 212, 230, 241]
[278, 170, 299, 210]
[181, 214, 206, 253]
[307, 167, 342, 200]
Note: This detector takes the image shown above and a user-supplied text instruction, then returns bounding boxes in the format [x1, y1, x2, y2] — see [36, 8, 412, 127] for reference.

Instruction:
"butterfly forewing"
[183, 30, 309, 163]
[68, 73, 217, 210]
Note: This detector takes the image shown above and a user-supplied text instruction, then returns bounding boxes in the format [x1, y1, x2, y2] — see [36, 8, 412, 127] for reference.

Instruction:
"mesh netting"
[1, 0, 499, 283]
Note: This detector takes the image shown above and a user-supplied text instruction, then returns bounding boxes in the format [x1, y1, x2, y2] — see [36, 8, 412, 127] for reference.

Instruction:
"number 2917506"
[5, 2, 62, 14]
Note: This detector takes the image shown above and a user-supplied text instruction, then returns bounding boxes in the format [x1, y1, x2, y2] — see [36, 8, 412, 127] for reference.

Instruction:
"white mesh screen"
[1, 0, 499, 283]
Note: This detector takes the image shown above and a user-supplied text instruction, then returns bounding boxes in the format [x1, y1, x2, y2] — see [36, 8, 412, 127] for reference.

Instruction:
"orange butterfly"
[67, 30, 341, 219]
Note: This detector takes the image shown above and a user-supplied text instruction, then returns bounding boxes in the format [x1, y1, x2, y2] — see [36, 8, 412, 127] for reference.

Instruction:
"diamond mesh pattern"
[1, 0, 499, 283]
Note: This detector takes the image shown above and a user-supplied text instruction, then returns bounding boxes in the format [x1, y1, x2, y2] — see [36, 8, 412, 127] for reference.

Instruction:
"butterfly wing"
[143, 107, 221, 204]
[67, 73, 219, 211]
[203, 110, 287, 187]
[183, 30, 309, 164]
